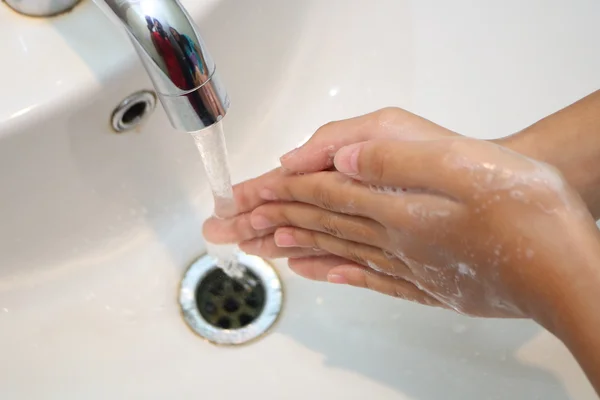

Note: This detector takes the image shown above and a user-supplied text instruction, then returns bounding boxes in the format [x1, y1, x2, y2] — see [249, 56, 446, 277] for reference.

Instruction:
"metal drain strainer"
[179, 253, 283, 345]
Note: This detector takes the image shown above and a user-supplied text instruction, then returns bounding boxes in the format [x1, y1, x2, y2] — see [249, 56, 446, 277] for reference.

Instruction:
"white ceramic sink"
[1, 0, 600, 398]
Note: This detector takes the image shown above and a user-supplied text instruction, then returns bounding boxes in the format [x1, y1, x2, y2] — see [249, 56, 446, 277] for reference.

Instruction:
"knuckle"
[315, 120, 340, 137]
[279, 179, 294, 201]
[235, 214, 254, 240]
[308, 231, 325, 249]
[364, 145, 388, 182]
[318, 213, 343, 238]
[235, 181, 251, 211]
[363, 271, 379, 292]
[374, 107, 403, 127]
[393, 286, 409, 300]
[311, 181, 335, 211]
[346, 246, 369, 267]
[251, 237, 268, 255]
[265, 204, 290, 226]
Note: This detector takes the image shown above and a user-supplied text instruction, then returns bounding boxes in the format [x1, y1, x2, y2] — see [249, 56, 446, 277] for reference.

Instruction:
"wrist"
[496, 127, 600, 220]
[494, 90, 600, 219]
[518, 219, 600, 332]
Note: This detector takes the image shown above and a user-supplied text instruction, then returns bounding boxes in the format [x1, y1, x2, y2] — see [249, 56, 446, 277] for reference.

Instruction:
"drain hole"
[111, 90, 156, 133]
[245, 294, 260, 309]
[121, 102, 147, 125]
[209, 281, 225, 297]
[223, 298, 240, 313]
[232, 281, 244, 293]
[239, 313, 253, 327]
[195, 267, 266, 330]
[217, 317, 232, 329]
[179, 253, 283, 345]
[203, 301, 217, 316]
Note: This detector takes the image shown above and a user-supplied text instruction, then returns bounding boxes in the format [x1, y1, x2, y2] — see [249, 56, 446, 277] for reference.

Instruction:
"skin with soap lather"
[203, 92, 600, 393]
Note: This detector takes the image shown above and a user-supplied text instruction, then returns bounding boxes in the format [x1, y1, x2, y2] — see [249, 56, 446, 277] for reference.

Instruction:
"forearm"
[545, 230, 600, 395]
[561, 297, 600, 396]
[497, 90, 600, 393]
[500, 89, 600, 219]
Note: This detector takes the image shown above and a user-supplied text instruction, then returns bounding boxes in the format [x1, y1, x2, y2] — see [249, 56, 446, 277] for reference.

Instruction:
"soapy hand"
[201, 98, 600, 394]
[218, 141, 596, 322]
[204, 108, 460, 284]
[203, 108, 599, 321]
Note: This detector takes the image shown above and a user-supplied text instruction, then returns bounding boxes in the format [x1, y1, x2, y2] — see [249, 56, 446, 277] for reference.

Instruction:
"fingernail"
[334, 143, 361, 175]
[327, 273, 347, 284]
[251, 214, 273, 230]
[259, 188, 277, 201]
[280, 148, 299, 161]
[275, 232, 296, 247]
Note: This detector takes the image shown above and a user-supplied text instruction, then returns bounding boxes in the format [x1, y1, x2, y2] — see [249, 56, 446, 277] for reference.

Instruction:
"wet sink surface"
[1, 0, 600, 398]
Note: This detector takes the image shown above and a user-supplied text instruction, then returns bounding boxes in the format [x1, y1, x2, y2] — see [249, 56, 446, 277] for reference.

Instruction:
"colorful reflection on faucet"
[94, 0, 229, 131]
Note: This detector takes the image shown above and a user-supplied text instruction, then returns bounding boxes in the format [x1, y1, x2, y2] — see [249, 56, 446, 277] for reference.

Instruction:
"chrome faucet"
[5, 0, 230, 132]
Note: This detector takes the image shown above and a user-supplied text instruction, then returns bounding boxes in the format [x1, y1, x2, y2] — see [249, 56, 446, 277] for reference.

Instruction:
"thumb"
[333, 138, 463, 197]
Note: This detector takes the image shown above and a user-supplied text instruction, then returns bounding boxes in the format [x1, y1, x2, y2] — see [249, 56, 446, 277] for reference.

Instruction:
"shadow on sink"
[278, 279, 573, 399]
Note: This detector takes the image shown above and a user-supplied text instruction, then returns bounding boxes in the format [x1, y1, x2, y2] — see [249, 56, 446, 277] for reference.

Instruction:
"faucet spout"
[95, 0, 230, 131]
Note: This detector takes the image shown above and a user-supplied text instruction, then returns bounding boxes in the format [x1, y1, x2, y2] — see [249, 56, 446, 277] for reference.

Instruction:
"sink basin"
[1, 0, 599, 398]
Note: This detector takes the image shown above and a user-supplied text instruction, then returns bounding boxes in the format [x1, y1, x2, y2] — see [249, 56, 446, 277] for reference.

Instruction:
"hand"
[215, 136, 598, 323]
[204, 100, 600, 395]
[205, 108, 461, 286]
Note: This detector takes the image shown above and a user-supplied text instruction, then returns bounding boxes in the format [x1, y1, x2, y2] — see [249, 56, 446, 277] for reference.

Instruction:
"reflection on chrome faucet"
[94, 0, 230, 132]
[147, 17, 188, 90]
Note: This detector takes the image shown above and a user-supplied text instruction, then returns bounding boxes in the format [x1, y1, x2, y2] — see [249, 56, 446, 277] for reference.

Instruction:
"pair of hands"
[203, 107, 599, 328]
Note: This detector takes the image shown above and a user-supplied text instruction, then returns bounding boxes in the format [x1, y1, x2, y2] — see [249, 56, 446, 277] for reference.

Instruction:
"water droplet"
[315, 297, 324, 305]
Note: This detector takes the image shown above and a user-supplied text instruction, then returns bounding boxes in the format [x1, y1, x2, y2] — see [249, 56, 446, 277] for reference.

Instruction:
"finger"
[333, 138, 475, 199]
[326, 264, 445, 308]
[249, 202, 390, 249]
[202, 213, 275, 244]
[287, 255, 354, 281]
[239, 235, 328, 259]
[226, 168, 287, 216]
[280, 108, 458, 173]
[260, 172, 464, 232]
[274, 227, 414, 279]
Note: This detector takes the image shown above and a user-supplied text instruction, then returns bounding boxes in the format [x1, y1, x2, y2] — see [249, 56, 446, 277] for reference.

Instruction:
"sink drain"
[111, 90, 156, 133]
[179, 253, 283, 345]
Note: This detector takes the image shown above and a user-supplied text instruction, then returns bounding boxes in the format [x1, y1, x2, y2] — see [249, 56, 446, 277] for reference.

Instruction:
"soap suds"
[367, 260, 385, 273]
[457, 262, 476, 277]
[383, 250, 396, 260]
